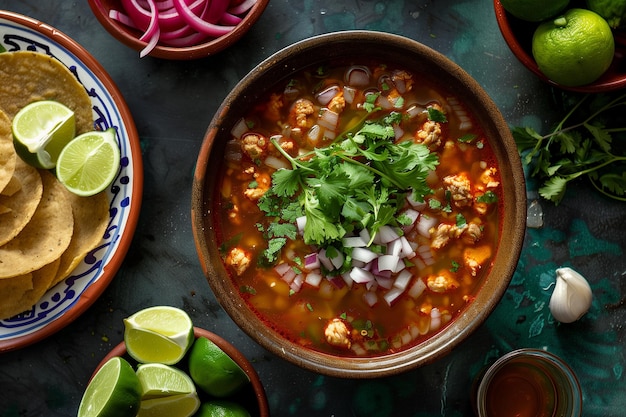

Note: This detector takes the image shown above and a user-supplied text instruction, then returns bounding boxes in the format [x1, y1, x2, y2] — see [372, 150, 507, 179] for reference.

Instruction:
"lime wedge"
[188, 337, 250, 398]
[136, 363, 196, 399]
[55, 127, 120, 196]
[12, 100, 76, 169]
[77, 357, 141, 417]
[123, 306, 194, 365]
[136, 392, 201, 417]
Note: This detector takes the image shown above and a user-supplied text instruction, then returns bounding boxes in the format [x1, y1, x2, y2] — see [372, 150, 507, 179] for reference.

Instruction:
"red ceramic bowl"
[88, 0, 269, 60]
[494, 0, 626, 92]
[93, 327, 270, 417]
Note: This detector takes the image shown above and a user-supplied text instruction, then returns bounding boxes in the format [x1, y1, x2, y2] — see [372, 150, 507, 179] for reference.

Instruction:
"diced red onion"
[290, 274, 303, 292]
[375, 276, 393, 290]
[281, 268, 296, 284]
[341, 271, 354, 288]
[304, 253, 320, 270]
[318, 248, 335, 271]
[405, 104, 425, 119]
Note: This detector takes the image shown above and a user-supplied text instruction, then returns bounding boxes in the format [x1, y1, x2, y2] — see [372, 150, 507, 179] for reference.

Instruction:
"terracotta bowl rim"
[192, 30, 527, 378]
[87, 0, 270, 60]
[94, 326, 270, 417]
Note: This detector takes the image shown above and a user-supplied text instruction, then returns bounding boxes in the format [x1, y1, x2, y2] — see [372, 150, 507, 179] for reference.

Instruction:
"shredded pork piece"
[290, 98, 315, 129]
[427, 271, 460, 293]
[324, 318, 352, 349]
[225, 247, 252, 276]
[443, 173, 473, 208]
[241, 133, 268, 161]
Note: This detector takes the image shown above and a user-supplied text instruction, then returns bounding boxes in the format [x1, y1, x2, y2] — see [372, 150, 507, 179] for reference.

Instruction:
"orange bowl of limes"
[84, 318, 270, 417]
[494, 0, 626, 92]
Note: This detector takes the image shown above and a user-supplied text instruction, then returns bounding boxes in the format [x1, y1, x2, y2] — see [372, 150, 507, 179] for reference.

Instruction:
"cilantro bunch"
[256, 111, 439, 265]
[514, 92, 626, 205]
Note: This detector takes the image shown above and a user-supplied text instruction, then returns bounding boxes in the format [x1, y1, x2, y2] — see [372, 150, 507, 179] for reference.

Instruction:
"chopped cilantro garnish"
[427, 107, 447, 123]
[476, 190, 498, 204]
[456, 213, 467, 228]
[450, 260, 460, 272]
[256, 112, 439, 265]
[458, 133, 477, 143]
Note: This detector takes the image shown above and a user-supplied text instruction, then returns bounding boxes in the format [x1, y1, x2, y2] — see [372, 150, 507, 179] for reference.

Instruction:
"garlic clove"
[549, 267, 593, 323]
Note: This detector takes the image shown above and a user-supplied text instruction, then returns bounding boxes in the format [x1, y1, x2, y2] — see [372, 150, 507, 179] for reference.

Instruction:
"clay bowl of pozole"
[192, 31, 526, 378]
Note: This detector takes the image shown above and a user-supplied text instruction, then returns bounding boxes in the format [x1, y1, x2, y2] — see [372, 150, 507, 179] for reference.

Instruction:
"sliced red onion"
[109, 10, 139, 29]
[204, 0, 230, 23]
[172, 0, 235, 37]
[220, 12, 243, 25]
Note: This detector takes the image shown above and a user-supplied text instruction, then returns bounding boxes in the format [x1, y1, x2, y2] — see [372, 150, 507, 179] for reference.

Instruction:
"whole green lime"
[587, 0, 626, 28]
[188, 337, 250, 398]
[194, 401, 251, 417]
[500, 0, 570, 22]
[532, 8, 615, 87]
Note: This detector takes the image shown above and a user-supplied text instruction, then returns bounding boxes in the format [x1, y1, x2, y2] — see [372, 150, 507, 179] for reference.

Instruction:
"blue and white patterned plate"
[0, 11, 142, 352]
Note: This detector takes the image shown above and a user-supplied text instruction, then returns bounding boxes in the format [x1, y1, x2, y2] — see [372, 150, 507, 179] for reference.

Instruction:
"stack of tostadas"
[0, 51, 110, 320]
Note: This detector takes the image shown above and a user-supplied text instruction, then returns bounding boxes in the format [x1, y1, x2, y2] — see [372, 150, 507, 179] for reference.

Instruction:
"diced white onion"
[343, 86, 356, 104]
[416, 215, 437, 238]
[307, 124, 322, 144]
[349, 267, 374, 283]
[408, 278, 426, 298]
[383, 287, 404, 306]
[342, 236, 368, 248]
[296, 215, 307, 234]
[274, 263, 291, 276]
[230, 117, 249, 139]
[318, 109, 339, 131]
[430, 308, 442, 331]
[318, 248, 334, 271]
[363, 291, 378, 307]
[264, 155, 290, 170]
[393, 270, 412, 291]
[305, 271, 323, 287]
[351, 247, 379, 263]
[377, 254, 399, 272]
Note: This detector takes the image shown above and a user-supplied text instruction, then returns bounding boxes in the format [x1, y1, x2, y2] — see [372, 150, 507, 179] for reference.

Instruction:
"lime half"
[12, 100, 76, 169]
[55, 127, 120, 196]
[123, 306, 194, 365]
[77, 357, 142, 417]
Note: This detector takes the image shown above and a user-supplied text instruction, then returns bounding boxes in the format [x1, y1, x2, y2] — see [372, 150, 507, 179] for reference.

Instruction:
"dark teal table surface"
[0, 1, 624, 416]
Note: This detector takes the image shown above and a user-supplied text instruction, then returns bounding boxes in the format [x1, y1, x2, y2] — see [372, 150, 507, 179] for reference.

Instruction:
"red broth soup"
[214, 61, 502, 357]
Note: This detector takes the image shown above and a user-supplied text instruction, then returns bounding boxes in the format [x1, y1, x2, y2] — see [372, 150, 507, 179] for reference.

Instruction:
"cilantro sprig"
[514, 93, 626, 205]
[257, 111, 439, 265]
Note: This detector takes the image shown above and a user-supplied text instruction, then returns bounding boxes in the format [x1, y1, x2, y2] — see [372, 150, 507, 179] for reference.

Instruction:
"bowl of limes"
[494, 0, 626, 92]
[78, 306, 269, 417]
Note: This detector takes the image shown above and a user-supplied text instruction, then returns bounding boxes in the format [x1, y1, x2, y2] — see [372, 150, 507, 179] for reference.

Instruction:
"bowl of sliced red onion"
[192, 31, 527, 378]
[88, 0, 268, 59]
